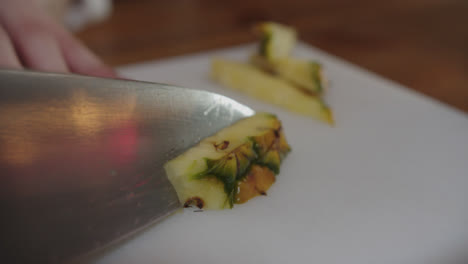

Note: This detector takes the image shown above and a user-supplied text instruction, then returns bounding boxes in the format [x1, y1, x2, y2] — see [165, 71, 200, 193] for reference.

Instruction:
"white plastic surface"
[96, 43, 468, 264]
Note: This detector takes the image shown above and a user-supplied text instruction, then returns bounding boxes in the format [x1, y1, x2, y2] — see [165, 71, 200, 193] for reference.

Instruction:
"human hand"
[0, 0, 116, 78]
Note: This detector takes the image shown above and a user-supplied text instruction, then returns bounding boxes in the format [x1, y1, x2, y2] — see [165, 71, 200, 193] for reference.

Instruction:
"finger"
[8, 20, 69, 73]
[56, 27, 117, 78]
[0, 25, 21, 69]
[0, 0, 69, 73]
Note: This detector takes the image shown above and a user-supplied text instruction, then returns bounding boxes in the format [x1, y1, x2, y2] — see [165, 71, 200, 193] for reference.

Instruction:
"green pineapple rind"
[192, 128, 290, 208]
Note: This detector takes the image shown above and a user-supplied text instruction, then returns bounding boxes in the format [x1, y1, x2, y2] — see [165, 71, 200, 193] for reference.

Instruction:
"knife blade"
[0, 70, 254, 263]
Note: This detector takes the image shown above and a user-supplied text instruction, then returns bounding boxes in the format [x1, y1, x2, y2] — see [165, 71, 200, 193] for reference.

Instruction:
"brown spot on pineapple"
[273, 128, 280, 138]
[184, 197, 204, 209]
[213, 140, 230, 150]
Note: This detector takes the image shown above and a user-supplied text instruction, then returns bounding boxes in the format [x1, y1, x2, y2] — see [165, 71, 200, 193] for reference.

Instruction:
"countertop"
[77, 0, 468, 113]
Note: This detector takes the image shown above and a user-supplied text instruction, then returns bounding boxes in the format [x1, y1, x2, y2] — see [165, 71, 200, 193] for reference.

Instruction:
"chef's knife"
[0, 70, 254, 263]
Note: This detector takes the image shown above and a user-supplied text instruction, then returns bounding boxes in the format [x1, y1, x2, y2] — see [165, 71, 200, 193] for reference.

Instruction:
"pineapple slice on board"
[256, 22, 297, 61]
[211, 58, 333, 124]
[164, 113, 290, 210]
[251, 55, 327, 95]
[253, 22, 327, 95]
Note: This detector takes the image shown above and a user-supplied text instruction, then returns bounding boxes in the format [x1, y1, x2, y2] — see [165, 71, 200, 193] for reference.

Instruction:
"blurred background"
[59, 0, 468, 112]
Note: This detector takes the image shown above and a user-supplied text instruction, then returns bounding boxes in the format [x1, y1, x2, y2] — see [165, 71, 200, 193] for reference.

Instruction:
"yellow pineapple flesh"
[211, 59, 333, 124]
[256, 22, 297, 61]
[251, 55, 327, 94]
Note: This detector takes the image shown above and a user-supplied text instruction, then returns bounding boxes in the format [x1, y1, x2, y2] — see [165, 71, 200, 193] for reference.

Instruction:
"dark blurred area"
[76, 0, 468, 113]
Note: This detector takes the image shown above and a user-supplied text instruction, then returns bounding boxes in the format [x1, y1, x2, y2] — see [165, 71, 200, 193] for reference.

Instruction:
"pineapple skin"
[164, 113, 290, 210]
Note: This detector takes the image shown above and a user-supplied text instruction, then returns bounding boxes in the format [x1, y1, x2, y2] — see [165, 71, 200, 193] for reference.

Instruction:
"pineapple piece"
[211, 58, 333, 124]
[251, 55, 327, 94]
[256, 22, 297, 61]
[164, 113, 290, 210]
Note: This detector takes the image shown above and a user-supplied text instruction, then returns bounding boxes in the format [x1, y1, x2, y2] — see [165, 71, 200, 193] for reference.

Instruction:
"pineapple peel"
[164, 113, 290, 210]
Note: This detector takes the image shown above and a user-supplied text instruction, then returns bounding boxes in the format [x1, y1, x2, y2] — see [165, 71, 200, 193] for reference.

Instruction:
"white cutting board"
[96, 43, 468, 264]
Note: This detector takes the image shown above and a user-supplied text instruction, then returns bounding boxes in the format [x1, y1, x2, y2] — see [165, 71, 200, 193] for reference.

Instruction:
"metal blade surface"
[0, 70, 254, 263]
